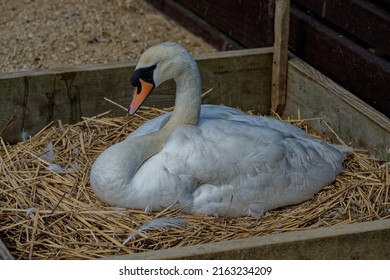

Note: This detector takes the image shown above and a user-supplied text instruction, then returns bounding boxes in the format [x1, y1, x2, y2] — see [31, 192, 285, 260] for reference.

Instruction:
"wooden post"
[271, 0, 290, 115]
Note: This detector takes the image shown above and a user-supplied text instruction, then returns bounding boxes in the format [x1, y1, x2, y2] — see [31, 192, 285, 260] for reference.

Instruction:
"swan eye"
[130, 64, 157, 91]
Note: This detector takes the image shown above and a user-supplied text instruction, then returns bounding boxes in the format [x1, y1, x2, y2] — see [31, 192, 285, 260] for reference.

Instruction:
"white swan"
[90, 42, 349, 217]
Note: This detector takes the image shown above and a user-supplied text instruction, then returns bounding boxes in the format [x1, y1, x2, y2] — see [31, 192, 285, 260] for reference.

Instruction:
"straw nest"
[0, 107, 389, 259]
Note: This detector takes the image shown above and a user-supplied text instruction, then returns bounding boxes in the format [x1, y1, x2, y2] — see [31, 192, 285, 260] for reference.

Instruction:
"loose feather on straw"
[123, 217, 187, 245]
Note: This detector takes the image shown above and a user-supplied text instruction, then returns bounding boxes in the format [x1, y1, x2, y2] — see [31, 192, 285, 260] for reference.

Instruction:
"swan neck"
[129, 57, 202, 174]
[164, 62, 201, 131]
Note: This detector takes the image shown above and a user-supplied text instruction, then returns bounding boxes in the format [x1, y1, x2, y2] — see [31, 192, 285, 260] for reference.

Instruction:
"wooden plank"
[0, 48, 273, 143]
[0, 63, 138, 144]
[196, 48, 273, 113]
[172, 0, 275, 48]
[146, 0, 243, 50]
[1, 54, 389, 260]
[271, 0, 290, 115]
[284, 56, 390, 157]
[293, 0, 390, 56]
[289, 6, 390, 118]
[149, 0, 390, 118]
[106, 219, 390, 259]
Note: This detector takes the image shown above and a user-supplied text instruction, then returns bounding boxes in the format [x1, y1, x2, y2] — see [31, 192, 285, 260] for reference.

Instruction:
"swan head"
[128, 42, 198, 115]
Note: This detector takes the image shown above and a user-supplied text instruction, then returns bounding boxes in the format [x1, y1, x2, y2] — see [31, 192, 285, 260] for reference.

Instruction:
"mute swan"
[90, 42, 349, 217]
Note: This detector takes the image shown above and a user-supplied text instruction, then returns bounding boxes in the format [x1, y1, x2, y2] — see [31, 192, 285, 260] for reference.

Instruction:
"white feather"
[41, 142, 56, 162]
[48, 163, 78, 173]
[122, 217, 187, 245]
[26, 207, 37, 216]
[20, 130, 30, 141]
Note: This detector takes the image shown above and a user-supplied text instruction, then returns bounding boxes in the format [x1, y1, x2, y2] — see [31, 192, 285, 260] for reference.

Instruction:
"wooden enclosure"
[147, 0, 390, 118]
[1, 47, 390, 156]
[1, 47, 390, 259]
[0, 48, 273, 144]
[1, 0, 390, 260]
[108, 220, 390, 259]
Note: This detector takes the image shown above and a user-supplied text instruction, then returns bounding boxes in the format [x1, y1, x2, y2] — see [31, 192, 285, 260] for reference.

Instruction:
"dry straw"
[0, 106, 389, 259]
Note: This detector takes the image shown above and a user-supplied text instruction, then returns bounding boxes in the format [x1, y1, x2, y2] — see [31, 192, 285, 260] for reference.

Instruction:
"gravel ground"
[0, 0, 215, 73]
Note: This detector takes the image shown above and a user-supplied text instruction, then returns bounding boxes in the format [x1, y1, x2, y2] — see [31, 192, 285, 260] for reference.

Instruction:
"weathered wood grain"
[0, 63, 136, 144]
[106, 220, 390, 259]
[294, 0, 390, 55]
[146, 0, 243, 50]
[285, 56, 390, 157]
[271, 0, 290, 115]
[289, 6, 390, 118]
[1, 51, 389, 260]
[167, 0, 275, 48]
[147, 0, 390, 118]
[197, 48, 273, 113]
[0, 48, 273, 143]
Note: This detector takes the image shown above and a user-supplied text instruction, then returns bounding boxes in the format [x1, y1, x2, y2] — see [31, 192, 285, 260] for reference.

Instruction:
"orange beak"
[128, 78, 154, 115]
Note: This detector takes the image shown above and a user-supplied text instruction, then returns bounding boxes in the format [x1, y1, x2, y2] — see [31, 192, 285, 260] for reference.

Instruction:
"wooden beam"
[146, 0, 243, 50]
[149, 0, 390, 118]
[271, 0, 290, 115]
[284, 56, 390, 157]
[106, 220, 390, 259]
[293, 0, 390, 56]
[168, 0, 275, 49]
[0, 48, 273, 143]
[289, 5, 390, 118]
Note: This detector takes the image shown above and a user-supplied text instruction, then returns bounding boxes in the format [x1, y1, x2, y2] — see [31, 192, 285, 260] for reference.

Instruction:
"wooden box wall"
[1, 48, 390, 259]
[146, 0, 390, 118]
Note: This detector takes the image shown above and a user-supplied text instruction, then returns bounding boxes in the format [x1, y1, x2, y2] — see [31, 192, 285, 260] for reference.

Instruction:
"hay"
[0, 107, 389, 259]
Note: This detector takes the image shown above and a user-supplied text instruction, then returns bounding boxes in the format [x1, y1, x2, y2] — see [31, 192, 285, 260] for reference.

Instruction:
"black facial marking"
[130, 64, 157, 93]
